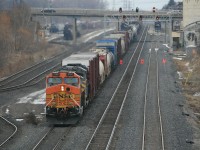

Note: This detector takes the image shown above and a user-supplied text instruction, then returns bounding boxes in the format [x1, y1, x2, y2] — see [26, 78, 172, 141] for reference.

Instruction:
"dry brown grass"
[0, 43, 66, 78]
[174, 55, 200, 124]
[185, 94, 200, 114]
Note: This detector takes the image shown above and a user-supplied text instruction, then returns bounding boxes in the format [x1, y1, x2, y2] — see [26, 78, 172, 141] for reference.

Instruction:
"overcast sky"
[106, 0, 182, 10]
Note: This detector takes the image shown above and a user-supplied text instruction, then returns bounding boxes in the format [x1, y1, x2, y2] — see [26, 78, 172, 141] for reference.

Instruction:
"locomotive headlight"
[61, 86, 64, 91]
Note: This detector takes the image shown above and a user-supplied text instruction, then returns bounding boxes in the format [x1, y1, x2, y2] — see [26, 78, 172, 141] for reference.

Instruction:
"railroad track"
[0, 43, 94, 92]
[32, 126, 72, 150]
[85, 26, 149, 150]
[0, 116, 17, 147]
[141, 31, 165, 150]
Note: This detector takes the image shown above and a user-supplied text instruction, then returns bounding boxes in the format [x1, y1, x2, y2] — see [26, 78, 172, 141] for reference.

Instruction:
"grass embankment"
[0, 42, 66, 79]
[174, 55, 200, 123]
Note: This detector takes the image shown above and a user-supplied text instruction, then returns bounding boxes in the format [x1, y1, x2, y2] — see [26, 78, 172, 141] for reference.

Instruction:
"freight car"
[96, 39, 119, 68]
[45, 23, 140, 118]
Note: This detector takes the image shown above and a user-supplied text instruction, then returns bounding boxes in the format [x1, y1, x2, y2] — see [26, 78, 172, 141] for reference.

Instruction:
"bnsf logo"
[52, 93, 75, 99]
[59, 94, 70, 98]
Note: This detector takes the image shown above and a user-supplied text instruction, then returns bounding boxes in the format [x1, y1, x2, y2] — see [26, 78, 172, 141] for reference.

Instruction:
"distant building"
[183, 0, 200, 27]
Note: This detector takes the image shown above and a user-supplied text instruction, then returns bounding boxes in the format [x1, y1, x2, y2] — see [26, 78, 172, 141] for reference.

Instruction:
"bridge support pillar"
[73, 18, 77, 44]
[170, 19, 173, 48]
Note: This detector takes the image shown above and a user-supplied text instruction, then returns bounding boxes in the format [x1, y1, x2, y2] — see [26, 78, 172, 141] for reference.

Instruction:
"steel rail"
[0, 42, 96, 93]
[0, 63, 60, 92]
[52, 127, 72, 150]
[156, 36, 165, 150]
[0, 43, 96, 92]
[32, 127, 54, 150]
[0, 116, 18, 147]
[85, 26, 148, 150]
[0, 60, 46, 85]
[106, 26, 149, 150]
[32, 126, 72, 150]
[0, 28, 113, 92]
[141, 41, 152, 150]
[0, 51, 64, 87]
[0, 32, 97, 88]
[142, 32, 165, 150]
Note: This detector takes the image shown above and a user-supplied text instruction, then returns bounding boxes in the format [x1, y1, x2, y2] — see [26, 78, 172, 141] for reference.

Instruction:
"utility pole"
[165, 20, 167, 43]
[170, 15, 173, 48]
[112, 0, 115, 10]
[13, 0, 16, 51]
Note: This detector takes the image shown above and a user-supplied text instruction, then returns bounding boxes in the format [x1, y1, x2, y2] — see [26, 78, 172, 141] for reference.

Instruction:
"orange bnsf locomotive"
[45, 52, 100, 117]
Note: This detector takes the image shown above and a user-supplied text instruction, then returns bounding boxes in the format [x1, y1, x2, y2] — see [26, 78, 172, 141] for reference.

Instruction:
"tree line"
[0, 1, 33, 67]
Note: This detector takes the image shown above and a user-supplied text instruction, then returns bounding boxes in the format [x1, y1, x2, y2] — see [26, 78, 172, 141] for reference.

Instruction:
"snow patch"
[185, 62, 189, 67]
[16, 119, 24, 122]
[173, 57, 183, 60]
[177, 71, 184, 79]
[193, 92, 200, 97]
[186, 45, 196, 48]
[83, 28, 114, 43]
[17, 89, 45, 104]
[163, 44, 170, 49]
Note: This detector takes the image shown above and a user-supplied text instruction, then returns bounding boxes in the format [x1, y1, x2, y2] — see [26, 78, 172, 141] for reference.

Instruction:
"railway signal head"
[119, 7, 122, 13]
[156, 16, 159, 20]
[153, 7, 156, 13]
[136, 7, 139, 12]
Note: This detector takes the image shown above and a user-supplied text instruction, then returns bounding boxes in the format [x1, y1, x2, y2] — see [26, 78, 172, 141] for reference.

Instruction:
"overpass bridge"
[31, 8, 182, 20]
[31, 8, 183, 45]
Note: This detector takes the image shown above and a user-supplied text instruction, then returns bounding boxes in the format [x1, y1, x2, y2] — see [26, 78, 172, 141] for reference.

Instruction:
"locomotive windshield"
[64, 78, 79, 86]
[48, 77, 62, 86]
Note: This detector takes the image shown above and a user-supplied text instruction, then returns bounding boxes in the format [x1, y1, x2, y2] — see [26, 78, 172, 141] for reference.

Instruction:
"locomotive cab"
[45, 71, 86, 117]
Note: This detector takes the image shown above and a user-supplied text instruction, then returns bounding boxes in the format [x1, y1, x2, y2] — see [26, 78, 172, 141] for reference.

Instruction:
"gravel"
[0, 27, 196, 150]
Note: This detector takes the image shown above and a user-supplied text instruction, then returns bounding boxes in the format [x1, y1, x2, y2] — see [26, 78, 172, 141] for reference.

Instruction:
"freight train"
[63, 24, 81, 40]
[45, 22, 140, 118]
[63, 20, 103, 40]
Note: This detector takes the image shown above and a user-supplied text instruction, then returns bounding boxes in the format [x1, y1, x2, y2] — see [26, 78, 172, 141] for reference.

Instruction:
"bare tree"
[10, 1, 32, 51]
[0, 12, 13, 67]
